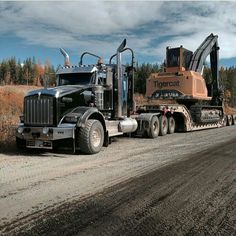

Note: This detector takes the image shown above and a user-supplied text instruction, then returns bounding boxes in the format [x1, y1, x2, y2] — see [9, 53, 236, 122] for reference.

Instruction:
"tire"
[223, 115, 227, 127]
[232, 115, 236, 125]
[159, 115, 168, 136]
[16, 137, 26, 151]
[167, 116, 175, 134]
[227, 115, 233, 126]
[78, 119, 104, 154]
[149, 116, 159, 138]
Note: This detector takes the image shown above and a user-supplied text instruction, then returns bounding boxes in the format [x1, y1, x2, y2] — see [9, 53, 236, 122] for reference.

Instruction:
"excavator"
[145, 33, 232, 127]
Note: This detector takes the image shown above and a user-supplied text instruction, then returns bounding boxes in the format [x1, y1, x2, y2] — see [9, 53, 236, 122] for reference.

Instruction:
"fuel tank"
[119, 117, 138, 133]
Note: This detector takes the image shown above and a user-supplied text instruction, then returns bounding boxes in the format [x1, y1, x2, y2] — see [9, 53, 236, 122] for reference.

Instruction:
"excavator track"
[190, 105, 223, 124]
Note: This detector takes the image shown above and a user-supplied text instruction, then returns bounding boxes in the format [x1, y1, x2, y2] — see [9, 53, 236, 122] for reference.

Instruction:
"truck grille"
[24, 95, 54, 126]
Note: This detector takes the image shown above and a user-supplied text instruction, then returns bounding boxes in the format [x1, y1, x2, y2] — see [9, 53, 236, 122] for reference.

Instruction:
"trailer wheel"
[167, 116, 175, 134]
[223, 115, 227, 127]
[149, 116, 159, 138]
[232, 115, 236, 125]
[227, 115, 233, 126]
[78, 119, 104, 154]
[159, 115, 168, 136]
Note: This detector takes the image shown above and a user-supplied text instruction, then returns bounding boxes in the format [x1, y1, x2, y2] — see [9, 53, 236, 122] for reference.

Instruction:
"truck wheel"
[78, 119, 104, 154]
[167, 116, 175, 134]
[232, 115, 236, 125]
[16, 137, 26, 151]
[159, 115, 168, 136]
[149, 116, 159, 138]
[227, 115, 233, 126]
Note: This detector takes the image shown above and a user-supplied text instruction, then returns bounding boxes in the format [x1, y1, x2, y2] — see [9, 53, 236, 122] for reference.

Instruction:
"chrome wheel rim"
[91, 128, 102, 147]
[153, 121, 158, 133]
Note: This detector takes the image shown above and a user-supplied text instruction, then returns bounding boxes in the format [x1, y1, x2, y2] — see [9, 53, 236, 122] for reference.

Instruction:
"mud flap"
[103, 131, 109, 147]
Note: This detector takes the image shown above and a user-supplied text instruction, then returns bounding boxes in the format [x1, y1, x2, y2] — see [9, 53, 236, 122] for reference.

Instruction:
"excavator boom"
[189, 33, 220, 96]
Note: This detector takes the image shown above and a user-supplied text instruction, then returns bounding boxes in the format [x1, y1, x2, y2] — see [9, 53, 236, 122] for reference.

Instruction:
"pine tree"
[134, 62, 160, 94]
[0, 60, 10, 85]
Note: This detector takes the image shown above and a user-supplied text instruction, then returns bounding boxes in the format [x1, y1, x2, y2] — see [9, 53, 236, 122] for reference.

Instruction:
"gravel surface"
[0, 126, 236, 235]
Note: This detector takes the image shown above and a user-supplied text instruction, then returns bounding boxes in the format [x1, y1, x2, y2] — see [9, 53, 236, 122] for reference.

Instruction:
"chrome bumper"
[16, 124, 76, 149]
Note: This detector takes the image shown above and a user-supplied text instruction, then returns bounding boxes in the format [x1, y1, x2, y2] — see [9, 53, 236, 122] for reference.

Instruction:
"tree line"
[0, 58, 236, 106]
[203, 66, 236, 107]
[0, 57, 56, 86]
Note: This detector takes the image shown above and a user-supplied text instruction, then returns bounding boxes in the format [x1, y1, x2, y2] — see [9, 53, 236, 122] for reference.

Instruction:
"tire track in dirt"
[0, 126, 236, 235]
[1, 137, 235, 236]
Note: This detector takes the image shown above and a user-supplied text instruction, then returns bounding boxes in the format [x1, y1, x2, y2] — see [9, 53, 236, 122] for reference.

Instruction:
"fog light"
[43, 127, 49, 134]
[17, 127, 24, 134]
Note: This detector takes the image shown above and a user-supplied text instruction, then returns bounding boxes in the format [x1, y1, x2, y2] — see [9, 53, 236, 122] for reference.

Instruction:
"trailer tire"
[167, 116, 175, 134]
[227, 115, 233, 126]
[232, 115, 236, 125]
[149, 116, 159, 138]
[223, 115, 227, 127]
[159, 115, 168, 136]
[78, 119, 104, 154]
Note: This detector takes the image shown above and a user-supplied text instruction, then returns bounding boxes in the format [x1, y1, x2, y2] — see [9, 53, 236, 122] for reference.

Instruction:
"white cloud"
[153, 2, 236, 60]
[0, 1, 236, 64]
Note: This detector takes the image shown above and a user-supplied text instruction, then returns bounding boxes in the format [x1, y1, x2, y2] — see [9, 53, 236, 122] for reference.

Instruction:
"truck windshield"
[58, 72, 95, 86]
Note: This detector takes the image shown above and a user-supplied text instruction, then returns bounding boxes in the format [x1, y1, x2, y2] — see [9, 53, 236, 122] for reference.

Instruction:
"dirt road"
[0, 126, 236, 235]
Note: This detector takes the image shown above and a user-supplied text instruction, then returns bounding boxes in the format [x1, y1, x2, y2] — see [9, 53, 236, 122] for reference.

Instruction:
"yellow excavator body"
[146, 70, 211, 101]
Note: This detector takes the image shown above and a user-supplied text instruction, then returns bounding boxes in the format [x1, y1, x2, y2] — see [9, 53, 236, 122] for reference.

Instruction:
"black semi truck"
[16, 40, 141, 154]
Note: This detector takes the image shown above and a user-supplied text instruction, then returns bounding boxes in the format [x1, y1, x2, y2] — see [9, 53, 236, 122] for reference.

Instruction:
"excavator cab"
[166, 46, 193, 73]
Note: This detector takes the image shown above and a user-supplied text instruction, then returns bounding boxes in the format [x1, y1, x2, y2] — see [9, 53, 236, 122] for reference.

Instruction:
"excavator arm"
[189, 33, 222, 105]
[189, 34, 219, 73]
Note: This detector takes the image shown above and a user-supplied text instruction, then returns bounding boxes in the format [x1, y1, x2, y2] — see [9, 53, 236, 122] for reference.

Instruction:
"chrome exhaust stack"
[60, 48, 70, 67]
[117, 39, 126, 118]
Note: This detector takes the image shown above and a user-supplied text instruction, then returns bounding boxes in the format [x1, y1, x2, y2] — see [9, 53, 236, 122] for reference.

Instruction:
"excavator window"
[167, 47, 192, 69]
[167, 48, 180, 67]
[183, 49, 193, 69]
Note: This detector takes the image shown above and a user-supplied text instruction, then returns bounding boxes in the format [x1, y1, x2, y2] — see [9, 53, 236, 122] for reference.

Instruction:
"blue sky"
[0, 1, 236, 68]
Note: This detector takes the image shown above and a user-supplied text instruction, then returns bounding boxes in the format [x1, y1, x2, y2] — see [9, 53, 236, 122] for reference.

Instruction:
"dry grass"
[224, 104, 236, 114]
[0, 85, 38, 151]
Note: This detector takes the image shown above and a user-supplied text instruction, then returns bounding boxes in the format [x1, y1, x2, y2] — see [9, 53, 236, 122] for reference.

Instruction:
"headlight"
[43, 127, 49, 134]
[17, 127, 24, 134]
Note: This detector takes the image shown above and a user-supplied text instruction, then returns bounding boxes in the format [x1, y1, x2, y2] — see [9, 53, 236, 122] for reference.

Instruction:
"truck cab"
[16, 40, 137, 154]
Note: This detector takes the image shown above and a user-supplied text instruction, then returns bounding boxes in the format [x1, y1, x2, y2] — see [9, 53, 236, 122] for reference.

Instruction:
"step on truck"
[16, 35, 235, 154]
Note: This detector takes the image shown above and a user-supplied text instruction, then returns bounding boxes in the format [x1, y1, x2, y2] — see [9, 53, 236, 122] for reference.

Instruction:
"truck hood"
[26, 85, 92, 98]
